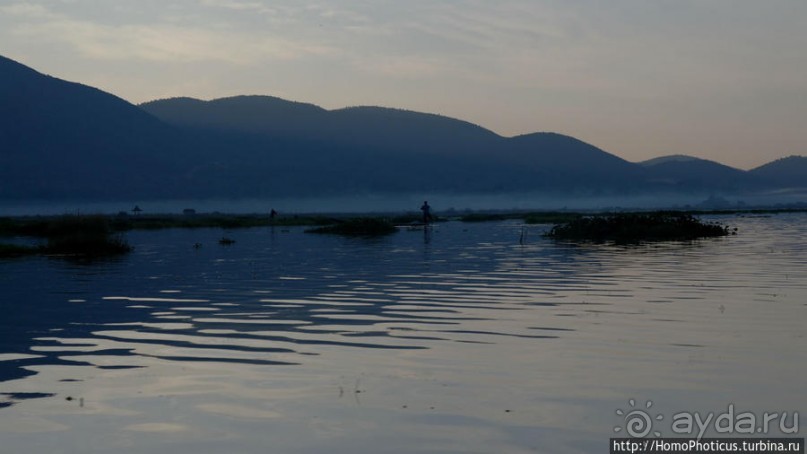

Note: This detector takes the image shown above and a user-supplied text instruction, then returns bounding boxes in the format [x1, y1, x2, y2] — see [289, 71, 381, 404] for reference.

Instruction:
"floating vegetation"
[305, 218, 398, 236]
[544, 212, 732, 243]
[0, 215, 131, 258]
[1, 213, 339, 240]
[523, 212, 582, 224]
[458, 211, 580, 223]
[40, 216, 132, 257]
[0, 243, 39, 258]
[111, 214, 334, 231]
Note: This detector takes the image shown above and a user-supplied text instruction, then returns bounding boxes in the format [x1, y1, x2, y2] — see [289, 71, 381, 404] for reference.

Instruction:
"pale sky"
[2, 0, 806, 169]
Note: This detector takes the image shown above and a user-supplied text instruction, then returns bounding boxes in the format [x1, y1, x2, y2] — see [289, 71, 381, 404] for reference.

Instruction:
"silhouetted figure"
[270, 209, 278, 222]
[420, 201, 433, 225]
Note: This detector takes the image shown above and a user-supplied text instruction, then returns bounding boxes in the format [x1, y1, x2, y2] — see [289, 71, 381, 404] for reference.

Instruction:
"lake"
[1, 214, 805, 453]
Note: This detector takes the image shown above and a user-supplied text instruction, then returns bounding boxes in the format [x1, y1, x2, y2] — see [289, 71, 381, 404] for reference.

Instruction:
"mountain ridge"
[1, 54, 805, 203]
[0, 55, 188, 199]
[749, 156, 807, 188]
[639, 154, 703, 167]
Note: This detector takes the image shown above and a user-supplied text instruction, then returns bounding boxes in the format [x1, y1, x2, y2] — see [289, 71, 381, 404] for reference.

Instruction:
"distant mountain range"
[1, 54, 805, 205]
[638, 155, 754, 192]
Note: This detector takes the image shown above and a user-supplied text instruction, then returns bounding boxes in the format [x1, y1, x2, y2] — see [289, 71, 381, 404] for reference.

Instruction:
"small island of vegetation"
[0, 215, 131, 258]
[458, 211, 581, 224]
[0, 207, 781, 257]
[305, 218, 398, 236]
[544, 212, 733, 243]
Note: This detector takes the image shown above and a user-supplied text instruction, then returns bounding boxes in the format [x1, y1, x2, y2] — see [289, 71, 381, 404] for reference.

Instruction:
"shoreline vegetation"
[305, 218, 399, 236]
[0, 208, 803, 257]
[0, 215, 131, 259]
[544, 212, 733, 243]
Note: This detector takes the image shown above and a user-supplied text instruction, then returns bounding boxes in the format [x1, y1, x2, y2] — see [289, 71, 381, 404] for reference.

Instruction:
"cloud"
[0, 2, 51, 16]
[1, 1, 340, 64]
[356, 55, 450, 79]
[198, 0, 277, 15]
[2, 0, 805, 168]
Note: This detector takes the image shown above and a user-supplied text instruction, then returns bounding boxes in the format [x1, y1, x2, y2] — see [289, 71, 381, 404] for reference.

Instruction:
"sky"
[1, 0, 805, 169]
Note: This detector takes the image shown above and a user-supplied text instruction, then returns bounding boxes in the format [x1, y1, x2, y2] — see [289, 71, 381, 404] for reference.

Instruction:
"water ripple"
[1, 215, 806, 453]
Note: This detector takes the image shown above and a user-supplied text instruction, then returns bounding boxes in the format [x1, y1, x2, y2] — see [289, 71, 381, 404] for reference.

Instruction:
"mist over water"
[4, 191, 804, 216]
[0, 214, 805, 453]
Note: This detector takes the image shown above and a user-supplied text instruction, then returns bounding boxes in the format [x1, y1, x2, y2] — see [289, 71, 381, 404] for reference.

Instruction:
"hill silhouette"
[141, 96, 502, 158]
[141, 96, 646, 194]
[639, 155, 751, 192]
[503, 133, 644, 192]
[1, 54, 805, 204]
[749, 156, 807, 188]
[638, 155, 700, 166]
[140, 96, 329, 137]
[0, 55, 185, 199]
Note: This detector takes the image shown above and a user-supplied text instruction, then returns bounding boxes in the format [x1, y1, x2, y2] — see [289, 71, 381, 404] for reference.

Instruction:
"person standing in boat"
[420, 201, 433, 225]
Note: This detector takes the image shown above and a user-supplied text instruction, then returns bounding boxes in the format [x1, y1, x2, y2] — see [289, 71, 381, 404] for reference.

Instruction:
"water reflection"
[1, 215, 806, 452]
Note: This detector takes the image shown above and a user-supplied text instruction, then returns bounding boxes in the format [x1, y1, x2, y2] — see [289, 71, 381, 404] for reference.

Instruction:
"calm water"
[1, 214, 805, 453]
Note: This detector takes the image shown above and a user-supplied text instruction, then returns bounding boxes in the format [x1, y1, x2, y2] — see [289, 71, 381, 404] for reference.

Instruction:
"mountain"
[141, 96, 502, 158]
[139, 96, 502, 195]
[498, 133, 645, 192]
[749, 156, 807, 188]
[139, 96, 329, 137]
[638, 155, 751, 191]
[0, 55, 185, 199]
[638, 155, 700, 166]
[2, 54, 806, 204]
[141, 96, 645, 194]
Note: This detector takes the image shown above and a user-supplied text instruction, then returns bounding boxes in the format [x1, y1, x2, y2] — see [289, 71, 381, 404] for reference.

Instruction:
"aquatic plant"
[40, 216, 132, 256]
[0, 216, 54, 237]
[459, 213, 514, 222]
[0, 243, 39, 258]
[305, 218, 398, 236]
[458, 211, 580, 223]
[111, 214, 335, 231]
[523, 212, 582, 224]
[0, 216, 131, 258]
[544, 212, 731, 243]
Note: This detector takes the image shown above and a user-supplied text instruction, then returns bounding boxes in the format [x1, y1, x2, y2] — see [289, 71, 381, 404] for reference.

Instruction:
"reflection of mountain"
[1, 54, 806, 202]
